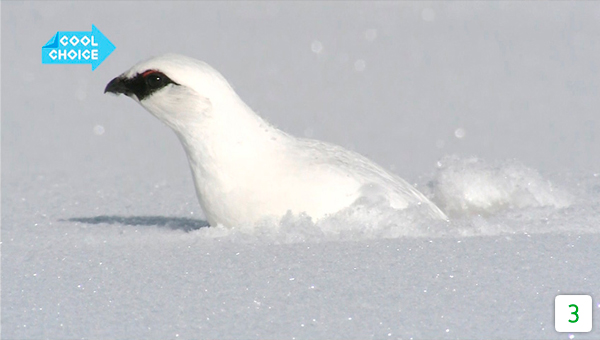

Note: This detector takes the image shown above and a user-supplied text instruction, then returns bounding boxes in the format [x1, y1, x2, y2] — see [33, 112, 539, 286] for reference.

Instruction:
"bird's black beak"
[104, 76, 130, 95]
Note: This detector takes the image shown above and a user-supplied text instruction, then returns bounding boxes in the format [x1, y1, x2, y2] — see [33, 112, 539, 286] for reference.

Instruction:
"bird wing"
[294, 138, 448, 220]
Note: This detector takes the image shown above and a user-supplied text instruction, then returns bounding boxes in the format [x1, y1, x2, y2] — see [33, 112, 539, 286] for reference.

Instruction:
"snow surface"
[2, 2, 600, 339]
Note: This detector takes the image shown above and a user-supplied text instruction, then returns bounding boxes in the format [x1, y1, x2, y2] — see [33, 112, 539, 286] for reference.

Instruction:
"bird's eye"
[145, 73, 168, 90]
[132, 70, 179, 100]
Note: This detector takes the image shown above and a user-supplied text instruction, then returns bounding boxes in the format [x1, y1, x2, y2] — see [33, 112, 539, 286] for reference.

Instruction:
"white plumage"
[105, 54, 447, 227]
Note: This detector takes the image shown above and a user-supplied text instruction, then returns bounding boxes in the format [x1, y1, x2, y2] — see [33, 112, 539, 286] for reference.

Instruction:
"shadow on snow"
[65, 215, 210, 232]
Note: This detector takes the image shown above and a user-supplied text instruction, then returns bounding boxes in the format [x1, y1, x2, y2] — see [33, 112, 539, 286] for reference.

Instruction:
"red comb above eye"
[141, 70, 158, 77]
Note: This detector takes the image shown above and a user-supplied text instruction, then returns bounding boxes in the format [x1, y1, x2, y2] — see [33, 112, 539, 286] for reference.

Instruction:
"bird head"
[105, 54, 241, 131]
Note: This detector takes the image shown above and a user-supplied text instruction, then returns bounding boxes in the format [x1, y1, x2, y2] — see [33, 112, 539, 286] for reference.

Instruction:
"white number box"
[555, 295, 592, 333]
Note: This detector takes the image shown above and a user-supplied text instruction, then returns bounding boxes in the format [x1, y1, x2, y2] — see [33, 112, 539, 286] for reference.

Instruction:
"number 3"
[568, 304, 579, 323]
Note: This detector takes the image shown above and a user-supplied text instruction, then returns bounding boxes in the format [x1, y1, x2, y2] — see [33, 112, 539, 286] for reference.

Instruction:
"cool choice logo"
[42, 25, 115, 71]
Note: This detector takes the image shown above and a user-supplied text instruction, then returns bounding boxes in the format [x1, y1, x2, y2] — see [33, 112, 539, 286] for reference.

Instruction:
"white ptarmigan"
[105, 54, 447, 227]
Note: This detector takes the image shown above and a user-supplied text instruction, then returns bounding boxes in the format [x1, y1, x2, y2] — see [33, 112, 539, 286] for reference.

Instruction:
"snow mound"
[429, 155, 572, 217]
[196, 203, 449, 243]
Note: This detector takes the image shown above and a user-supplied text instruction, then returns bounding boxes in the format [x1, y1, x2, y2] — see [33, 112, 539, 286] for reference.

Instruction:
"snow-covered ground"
[2, 2, 599, 339]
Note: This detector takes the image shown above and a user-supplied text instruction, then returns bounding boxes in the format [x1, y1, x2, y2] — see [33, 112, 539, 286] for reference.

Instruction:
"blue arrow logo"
[42, 25, 115, 71]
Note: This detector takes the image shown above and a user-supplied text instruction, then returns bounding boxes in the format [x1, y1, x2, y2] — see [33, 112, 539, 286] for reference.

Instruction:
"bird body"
[105, 54, 447, 227]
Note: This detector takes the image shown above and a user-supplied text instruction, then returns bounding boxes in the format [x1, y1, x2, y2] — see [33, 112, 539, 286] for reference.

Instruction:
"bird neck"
[173, 97, 289, 181]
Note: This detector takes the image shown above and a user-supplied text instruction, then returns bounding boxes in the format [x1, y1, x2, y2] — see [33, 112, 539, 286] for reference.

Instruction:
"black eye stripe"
[123, 70, 179, 101]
